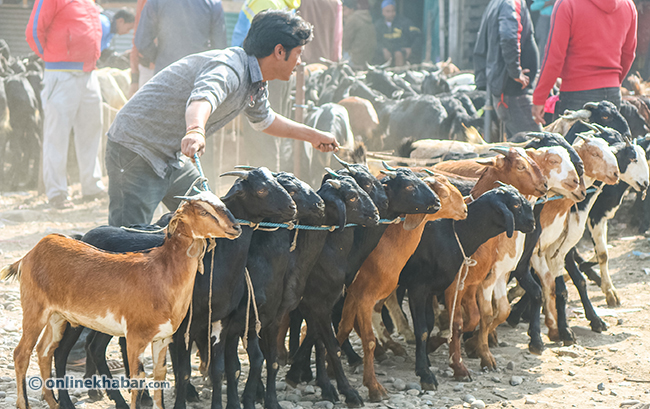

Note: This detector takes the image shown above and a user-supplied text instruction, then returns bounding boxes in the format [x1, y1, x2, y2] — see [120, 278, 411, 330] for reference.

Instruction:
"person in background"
[474, 0, 541, 139]
[532, 0, 637, 124]
[530, 0, 555, 58]
[105, 10, 339, 227]
[374, 0, 420, 66]
[299, 0, 343, 63]
[99, 8, 136, 54]
[231, 0, 301, 47]
[342, 0, 376, 68]
[134, 0, 227, 75]
[25, 0, 106, 209]
[128, 0, 153, 96]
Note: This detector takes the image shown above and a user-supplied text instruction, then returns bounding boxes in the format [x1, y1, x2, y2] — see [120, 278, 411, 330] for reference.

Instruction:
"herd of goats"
[3, 45, 650, 409]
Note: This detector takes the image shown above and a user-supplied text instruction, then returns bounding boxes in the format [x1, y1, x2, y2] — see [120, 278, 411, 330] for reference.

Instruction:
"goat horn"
[575, 132, 590, 141]
[489, 147, 511, 156]
[591, 123, 609, 133]
[583, 101, 599, 110]
[234, 165, 256, 170]
[382, 161, 397, 171]
[326, 179, 341, 189]
[333, 154, 357, 174]
[526, 132, 547, 140]
[174, 195, 196, 201]
[495, 181, 508, 187]
[579, 121, 599, 132]
[380, 170, 398, 179]
[220, 171, 249, 179]
[325, 167, 339, 178]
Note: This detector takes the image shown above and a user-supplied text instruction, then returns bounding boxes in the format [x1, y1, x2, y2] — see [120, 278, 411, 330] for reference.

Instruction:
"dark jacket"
[134, 0, 227, 73]
[375, 14, 418, 53]
[343, 9, 376, 67]
[474, 0, 537, 96]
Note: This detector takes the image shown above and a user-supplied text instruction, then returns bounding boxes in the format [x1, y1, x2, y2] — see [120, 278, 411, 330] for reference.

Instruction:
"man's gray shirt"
[108, 47, 275, 178]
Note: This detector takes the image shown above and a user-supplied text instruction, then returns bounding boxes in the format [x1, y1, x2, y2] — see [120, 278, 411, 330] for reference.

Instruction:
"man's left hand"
[181, 131, 206, 159]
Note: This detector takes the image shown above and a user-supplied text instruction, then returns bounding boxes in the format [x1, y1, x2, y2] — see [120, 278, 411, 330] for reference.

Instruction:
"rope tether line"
[447, 221, 477, 345]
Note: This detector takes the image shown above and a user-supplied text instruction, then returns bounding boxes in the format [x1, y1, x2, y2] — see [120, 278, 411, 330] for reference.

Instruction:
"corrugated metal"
[0, 6, 33, 57]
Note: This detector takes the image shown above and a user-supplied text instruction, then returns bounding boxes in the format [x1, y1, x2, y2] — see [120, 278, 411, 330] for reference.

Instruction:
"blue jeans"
[554, 87, 621, 120]
[106, 140, 200, 227]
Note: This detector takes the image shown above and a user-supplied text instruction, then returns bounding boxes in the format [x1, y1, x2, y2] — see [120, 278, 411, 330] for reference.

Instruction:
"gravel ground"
[0, 184, 649, 409]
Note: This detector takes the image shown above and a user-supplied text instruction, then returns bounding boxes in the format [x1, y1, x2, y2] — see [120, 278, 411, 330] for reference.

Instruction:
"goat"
[1, 191, 241, 409]
[531, 133, 620, 345]
[461, 145, 582, 370]
[398, 186, 535, 386]
[335, 172, 467, 401]
[337, 96, 380, 149]
[285, 164, 442, 405]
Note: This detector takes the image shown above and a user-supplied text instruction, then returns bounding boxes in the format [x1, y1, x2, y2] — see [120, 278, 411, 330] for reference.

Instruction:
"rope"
[447, 221, 477, 345]
[206, 239, 216, 371]
[289, 220, 299, 252]
[242, 267, 261, 349]
[193, 154, 211, 192]
[235, 217, 405, 231]
[534, 187, 597, 205]
[120, 226, 166, 234]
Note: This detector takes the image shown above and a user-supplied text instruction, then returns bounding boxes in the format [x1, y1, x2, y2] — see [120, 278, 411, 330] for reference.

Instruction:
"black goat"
[399, 186, 535, 389]
[287, 164, 441, 405]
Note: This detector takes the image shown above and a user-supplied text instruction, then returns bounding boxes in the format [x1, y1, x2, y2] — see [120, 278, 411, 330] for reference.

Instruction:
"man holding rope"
[106, 10, 339, 227]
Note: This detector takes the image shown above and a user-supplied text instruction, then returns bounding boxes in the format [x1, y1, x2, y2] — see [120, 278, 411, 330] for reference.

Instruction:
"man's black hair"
[243, 10, 313, 59]
[113, 8, 135, 25]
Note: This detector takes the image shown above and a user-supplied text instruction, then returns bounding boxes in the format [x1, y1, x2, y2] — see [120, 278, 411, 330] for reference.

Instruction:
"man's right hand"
[181, 131, 206, 159]
[514, 69, 530, 89]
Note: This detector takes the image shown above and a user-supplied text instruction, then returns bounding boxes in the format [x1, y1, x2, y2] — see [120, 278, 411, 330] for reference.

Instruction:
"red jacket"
[533, 0, 637, 106]
[26, 0, 102, 72]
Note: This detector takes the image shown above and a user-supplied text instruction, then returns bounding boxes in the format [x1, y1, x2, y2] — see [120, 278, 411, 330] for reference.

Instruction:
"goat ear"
[168, 216, 179, 236]
[334, 198, 347, 231]
[496, 201, 515, 238]
[476, 157, 496, 167]
[222, 183, 244, 202]
[403, 213, 426, 231]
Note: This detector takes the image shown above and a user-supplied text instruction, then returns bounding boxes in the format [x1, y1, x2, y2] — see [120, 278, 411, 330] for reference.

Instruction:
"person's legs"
[161, 158, 201, 212]
[501, 94, 542, 139]
[41, 71, 77, 201]
[73, 71, 105, 197]
[106, 140, 169, 226]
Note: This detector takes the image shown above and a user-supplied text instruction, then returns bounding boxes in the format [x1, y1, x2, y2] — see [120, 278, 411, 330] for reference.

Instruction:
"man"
[26, 0, 107, 209]
[374, 0, 420, 67]
[231, 0, 301, 47]
[100, 8, 136, 53]
[342, 0, 376, 68]
[106, 10, 339, 227]
[299, 0, 343, 64]
[532, 0, 637, 124]
[134, 0, 227, 75]
[474, 0, 541, 140]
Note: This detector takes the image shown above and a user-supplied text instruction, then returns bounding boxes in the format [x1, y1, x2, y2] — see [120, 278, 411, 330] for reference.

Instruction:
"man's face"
[382, 5, 396, 22]
[279, 45, 304, 81]
[115, 18, 135, 35]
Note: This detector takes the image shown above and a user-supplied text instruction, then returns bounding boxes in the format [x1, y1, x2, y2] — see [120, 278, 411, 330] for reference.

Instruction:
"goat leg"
[242, 333, 264, 409]
[409, 286, 438, 391]
[554, 276, 576, 345]
[170, 320, 195, 409]
[565, 248, 608, 333]
[89, 332, 131, 408]
[260, 325, 281, 409]
[53, 324, 84, 409]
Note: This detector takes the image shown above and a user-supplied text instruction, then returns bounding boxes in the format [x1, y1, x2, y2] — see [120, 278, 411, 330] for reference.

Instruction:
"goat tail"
[0, 260, 21, 282]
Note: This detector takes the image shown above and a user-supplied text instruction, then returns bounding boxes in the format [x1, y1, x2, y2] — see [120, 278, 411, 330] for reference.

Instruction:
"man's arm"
[263, 115, 340, 153]
[620, 3, 638, 83]
[25, 0, 61, 57]
[181, 99, 212, 158]
[532, 0, 570, 106]
[498, 0, 527, 87]
[133, 0, 159, 66]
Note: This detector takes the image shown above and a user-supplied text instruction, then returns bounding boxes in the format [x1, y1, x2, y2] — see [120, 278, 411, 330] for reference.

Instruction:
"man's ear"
[274, 44, 285, 60]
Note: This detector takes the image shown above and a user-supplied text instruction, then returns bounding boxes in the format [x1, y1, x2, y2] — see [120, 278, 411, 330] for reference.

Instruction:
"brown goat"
[335, 174, 467, 402]
[1, 192, 241, 409]
[338, 97, 380, 146]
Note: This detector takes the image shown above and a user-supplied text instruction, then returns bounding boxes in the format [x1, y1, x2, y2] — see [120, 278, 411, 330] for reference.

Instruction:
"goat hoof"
[299, 370, 313, 384]
[320, 383, 339, 403]
[141, 390, 154, 407]
[463, 336, 478, 358]
[368, 387, 387, 403]
[284, 376, 299, 389]
[560, 329, 576, 346]
[547, 328, 561, 342]
[347, 355, 363, 368]
[421, 381, 437, 391]
[186, 386, 200, 403]
[343, 390, 364, 407]
[87, 389, 103, 401]
[528, 339, 544, 355]
[506, 315, 520, 328]
[590, 318, 608, 333]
